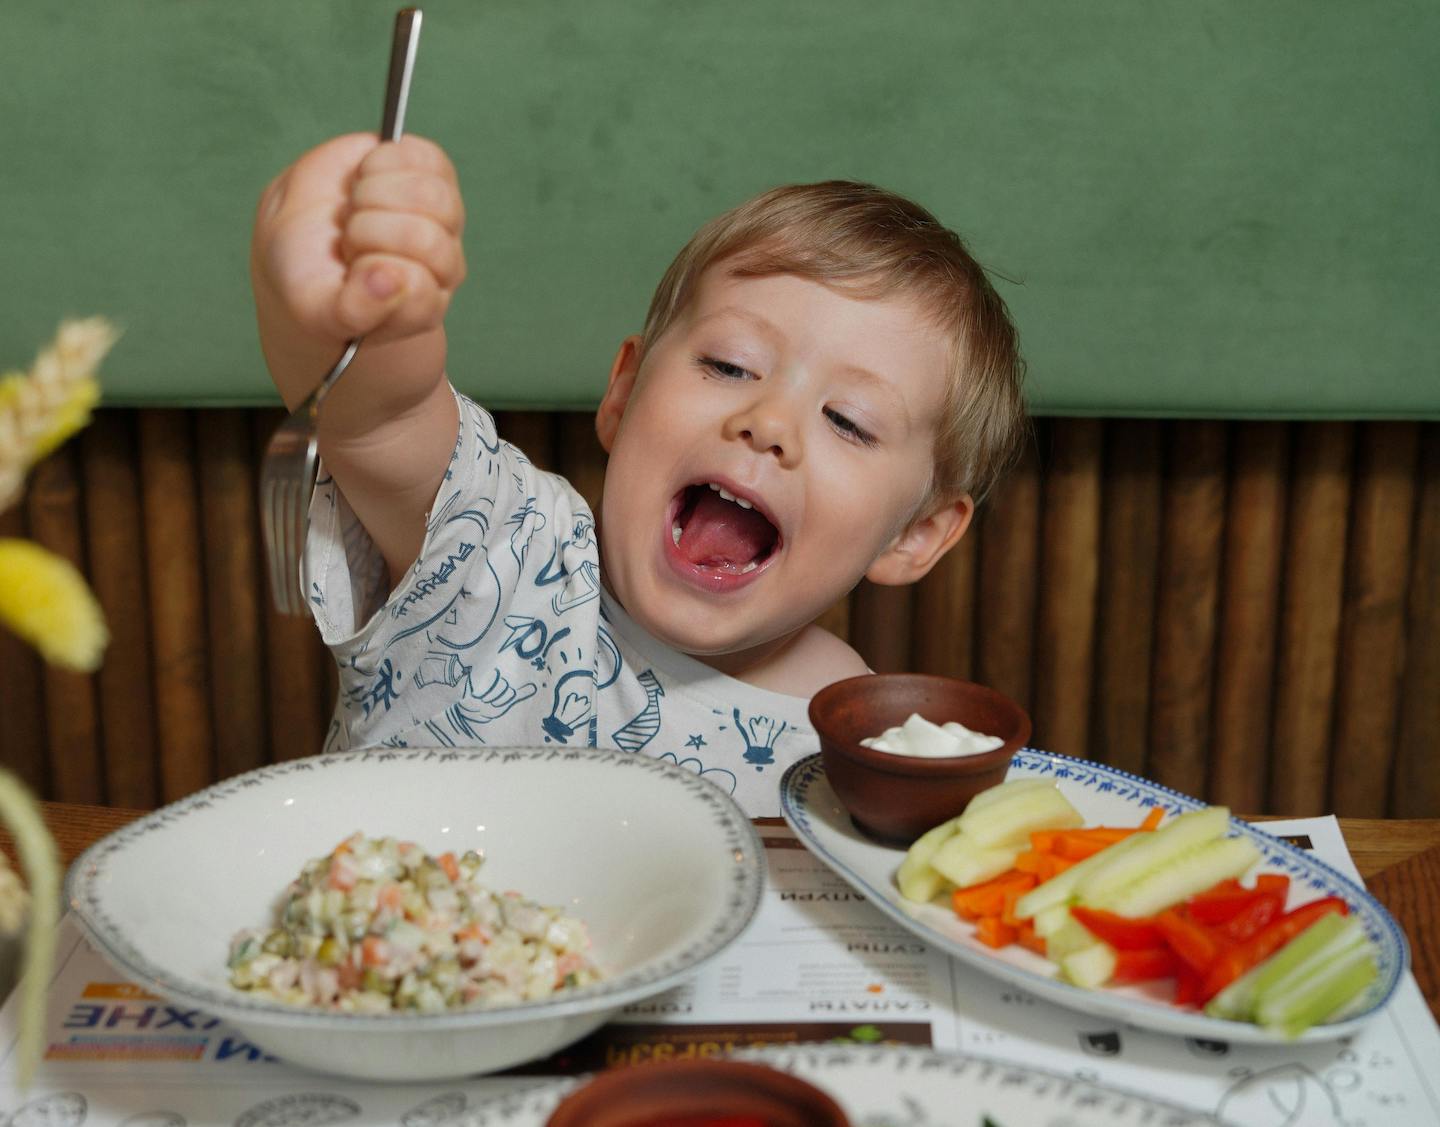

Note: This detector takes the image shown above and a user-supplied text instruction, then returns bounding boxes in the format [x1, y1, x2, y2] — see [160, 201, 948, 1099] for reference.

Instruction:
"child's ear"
[865, 494, 975, 586]
[595, 335, 644, 453]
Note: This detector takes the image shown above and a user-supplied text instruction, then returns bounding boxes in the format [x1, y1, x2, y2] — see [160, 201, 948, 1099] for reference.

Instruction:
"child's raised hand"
[252, 133, 466, 346]
[251, 134, 467, 581]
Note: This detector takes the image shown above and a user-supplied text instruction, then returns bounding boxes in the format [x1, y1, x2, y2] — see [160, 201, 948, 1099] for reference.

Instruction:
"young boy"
[251, 133, 1026, 816]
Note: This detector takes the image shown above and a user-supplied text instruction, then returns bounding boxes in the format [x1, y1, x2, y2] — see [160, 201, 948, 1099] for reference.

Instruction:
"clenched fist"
[250, 132, 467, 581]
[254, 133, 466, 347]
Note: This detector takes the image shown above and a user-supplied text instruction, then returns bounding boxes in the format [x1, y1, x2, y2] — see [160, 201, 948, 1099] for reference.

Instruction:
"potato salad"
[227, 833, 603, 1013]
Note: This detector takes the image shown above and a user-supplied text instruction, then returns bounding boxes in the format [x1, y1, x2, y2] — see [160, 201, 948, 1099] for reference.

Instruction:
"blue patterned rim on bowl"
[66, 747, 766, 1030]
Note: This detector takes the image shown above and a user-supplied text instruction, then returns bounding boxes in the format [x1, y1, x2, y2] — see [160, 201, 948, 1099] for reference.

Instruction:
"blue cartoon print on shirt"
[500, 615, 572, 670]
[343, 655, 404, 719]
[506, 498, 545, 572]
[442, 668, 539, 742]
[388, 493, 502, 652]
[542, 667, 597, 744]
[656, 751, 738, 796]
[732, 708, 789, 769]
[610, 669, 664, 752]
[535, 514, 601, 616]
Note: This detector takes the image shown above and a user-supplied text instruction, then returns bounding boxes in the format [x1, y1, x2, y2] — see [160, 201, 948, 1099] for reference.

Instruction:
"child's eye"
[824, 407, 878, 448]
[697, 356, 754, 381]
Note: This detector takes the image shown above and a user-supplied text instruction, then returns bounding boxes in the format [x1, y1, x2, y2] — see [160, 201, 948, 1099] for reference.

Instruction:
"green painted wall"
[2, 1, 1435, 415]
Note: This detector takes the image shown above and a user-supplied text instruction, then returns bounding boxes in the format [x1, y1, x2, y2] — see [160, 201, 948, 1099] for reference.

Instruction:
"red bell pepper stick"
[1198, 897, 1349, 1003]
[1173, 963, 1203, 1006]
[1155, 909, 1224, 975]
[1222, 890, 1285, 942]
[1187, 879, 1285, 925]
[1070, 906, 1162, 951]
[1112, 946, 1179, 984]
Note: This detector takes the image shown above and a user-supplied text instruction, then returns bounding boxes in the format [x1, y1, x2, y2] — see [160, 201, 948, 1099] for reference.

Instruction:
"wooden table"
[6, 803, 1439, 1022]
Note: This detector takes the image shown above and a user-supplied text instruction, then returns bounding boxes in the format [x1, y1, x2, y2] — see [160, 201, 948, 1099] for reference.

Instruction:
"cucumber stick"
[1096, 835, 1260, 917]
[1248, 913, 1363, 1007]
[1206, 912, 1351, 1021]
[895, 779, 1081, 902]
[1011, 831, 1155, 920]
[1206, 912, 1378, 1037]
[960, 776, 1053, 817]
[895, 816, 965, 902]
[1257, 945, 1378, 1038]
[928, 832, 1019, 888]
[1074, 805, 1230, 906]
[1061, 942, 1117, 989]
[958, 784, 1082, 848]
[1045, 914, 1099, 961]
[1032, 902, 1072, 938]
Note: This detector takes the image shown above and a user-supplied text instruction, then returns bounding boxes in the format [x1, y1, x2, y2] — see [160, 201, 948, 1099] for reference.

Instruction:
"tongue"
[679, 490, 775, 568]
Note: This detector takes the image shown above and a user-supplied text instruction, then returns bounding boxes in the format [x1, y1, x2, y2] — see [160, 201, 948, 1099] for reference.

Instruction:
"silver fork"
[260, 7, 423, 615]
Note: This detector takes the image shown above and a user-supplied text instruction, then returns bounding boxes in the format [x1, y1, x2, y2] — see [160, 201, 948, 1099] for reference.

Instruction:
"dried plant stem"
[0, 317, 119, 511]
[0, 768, 59, 1091]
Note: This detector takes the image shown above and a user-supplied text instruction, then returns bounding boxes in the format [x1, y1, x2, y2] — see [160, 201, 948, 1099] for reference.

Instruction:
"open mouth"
[669, 482, 781, 575]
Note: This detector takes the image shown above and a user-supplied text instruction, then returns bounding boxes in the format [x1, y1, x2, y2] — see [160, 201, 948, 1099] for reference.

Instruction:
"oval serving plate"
[779, 750, 1407, 1044]
[452, 1043, 1213, 1126]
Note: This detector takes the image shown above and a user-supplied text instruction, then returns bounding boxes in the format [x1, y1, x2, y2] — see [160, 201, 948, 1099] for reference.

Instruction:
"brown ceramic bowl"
[544, 1057, 850, 1126]
[808, 673, 1031, 845]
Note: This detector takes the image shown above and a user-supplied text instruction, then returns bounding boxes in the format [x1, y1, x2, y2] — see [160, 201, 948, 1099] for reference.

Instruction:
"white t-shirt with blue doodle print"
[304, 389, 819, 818]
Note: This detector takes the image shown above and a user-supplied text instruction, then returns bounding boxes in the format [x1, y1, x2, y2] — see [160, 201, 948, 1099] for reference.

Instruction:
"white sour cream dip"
[859, 712, 1005, 758]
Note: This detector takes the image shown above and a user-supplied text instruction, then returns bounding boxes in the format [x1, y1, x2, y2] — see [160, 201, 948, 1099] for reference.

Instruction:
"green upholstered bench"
[3, 0, 1435, 417]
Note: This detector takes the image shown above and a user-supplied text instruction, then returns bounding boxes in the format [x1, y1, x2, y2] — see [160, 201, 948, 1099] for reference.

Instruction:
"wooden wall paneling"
[197, 410, 266, 782]
[80, 412, 158, 809]
[1330, 422, 1420, 816]
[1031, 419, 1103, 759]
[260, 567, 331, 763]
[250, 408, 329, 762]
[556, 412, 607, 517]
[912, 523, 978, 679]
[1148, 421, 1228, 800]
[1270, 422, 1354, 815]
[137, 409, 215, 800]
[494, 411, 558, 473]
[1392, 424, 1440, 818]
[25, 444, 104, 804]
[0, 504, 48, 793]
[1210, 423, 1290, 813]
[13, 406, 1440, 818]
[1091, 420, 1162, 778]
[320, 655, 340, 745]
[975, 432, 1041, 711]
[849, 582, 914, 673]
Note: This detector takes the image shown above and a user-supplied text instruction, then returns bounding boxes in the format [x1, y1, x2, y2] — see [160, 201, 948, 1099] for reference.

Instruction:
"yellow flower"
[0, 538, 109, 671]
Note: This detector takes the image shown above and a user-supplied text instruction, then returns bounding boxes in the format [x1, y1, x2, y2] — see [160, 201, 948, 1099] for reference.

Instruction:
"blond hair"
[641, 182, 1027, 506]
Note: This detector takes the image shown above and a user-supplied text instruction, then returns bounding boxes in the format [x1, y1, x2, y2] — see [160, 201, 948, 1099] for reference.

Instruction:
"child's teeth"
[741, 561, 757, 573]
[672, 523, 681, 545]
[709, 483, 753, 509]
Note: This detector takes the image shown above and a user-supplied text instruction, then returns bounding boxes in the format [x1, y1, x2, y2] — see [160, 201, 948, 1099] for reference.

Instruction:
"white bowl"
[65, 748, 765, 1081]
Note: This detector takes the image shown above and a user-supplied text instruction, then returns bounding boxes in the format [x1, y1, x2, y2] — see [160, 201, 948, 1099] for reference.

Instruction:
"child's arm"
[250, 132, 466, 586]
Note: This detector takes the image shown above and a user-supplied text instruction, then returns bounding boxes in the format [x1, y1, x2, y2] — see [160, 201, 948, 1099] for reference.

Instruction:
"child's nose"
[723, 396, 802, 467]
